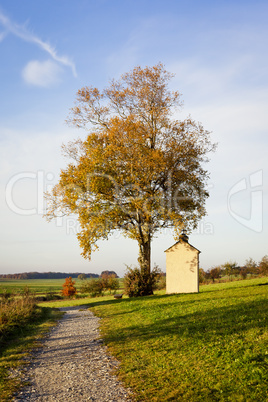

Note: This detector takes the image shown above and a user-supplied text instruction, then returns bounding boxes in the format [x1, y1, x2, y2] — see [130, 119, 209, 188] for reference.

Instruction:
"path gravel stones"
[13, 306, 133, 401]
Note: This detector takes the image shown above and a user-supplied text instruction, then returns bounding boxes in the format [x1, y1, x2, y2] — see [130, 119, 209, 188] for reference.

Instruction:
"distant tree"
[239, 266, 248, 280]
[45, 63, 216, 296]
[258, 255, 268, 276]
[101, 271, 119, 278]
[245, 258, 258, 276]
[209, 266, 221, 283]
[0, 272, 100, 280]
[99, 273, 109, 289]
[61, 277, 77, 298]
[78, 273, 87, 281]
[222, 261, 238, 280]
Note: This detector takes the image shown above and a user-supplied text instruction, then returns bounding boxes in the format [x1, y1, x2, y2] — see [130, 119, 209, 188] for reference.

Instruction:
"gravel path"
[13, 306, 133, 401]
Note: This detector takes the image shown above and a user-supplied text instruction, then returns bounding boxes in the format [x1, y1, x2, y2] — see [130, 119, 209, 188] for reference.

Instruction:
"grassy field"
[85, 277, 268, 401]
[0, 279, 70, 294]
[0, 278, 125, 296]
[1, 277, 267, 401]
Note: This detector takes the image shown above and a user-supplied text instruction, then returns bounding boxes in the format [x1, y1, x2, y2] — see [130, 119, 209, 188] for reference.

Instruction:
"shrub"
[80, 278, 104, 297]
[61, 277, 77, 298]
[124, 266, 161, 297]
[80, 274, 120, 297]
[156, 272, 166, 290]
[199, 268, 206, 283]
[107, 275, 120, 293]
[0, 295, 38, 339]
[100, 273, 120, 294]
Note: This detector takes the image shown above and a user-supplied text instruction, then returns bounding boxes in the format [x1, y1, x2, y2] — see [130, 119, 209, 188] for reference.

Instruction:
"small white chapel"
[165, 230, 200, 294]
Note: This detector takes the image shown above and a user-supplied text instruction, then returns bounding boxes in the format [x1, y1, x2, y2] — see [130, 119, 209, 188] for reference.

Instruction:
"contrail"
[0, 10, 77, 77]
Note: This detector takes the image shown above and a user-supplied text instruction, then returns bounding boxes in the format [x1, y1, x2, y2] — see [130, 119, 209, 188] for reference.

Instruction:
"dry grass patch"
[0, 297, 62, 401]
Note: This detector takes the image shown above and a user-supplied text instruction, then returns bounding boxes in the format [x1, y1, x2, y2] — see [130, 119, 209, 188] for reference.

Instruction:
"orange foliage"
[45, 63, 216, 293]
[61, 277, 77, 298]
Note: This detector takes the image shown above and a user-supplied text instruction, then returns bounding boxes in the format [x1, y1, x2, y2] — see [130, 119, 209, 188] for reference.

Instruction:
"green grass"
[86, 277, 268, 401]
[38, 294, 117, 309]
[0, 278, 125, 297]
[0, 306, 63, 401]
[0, 279, 69, 294]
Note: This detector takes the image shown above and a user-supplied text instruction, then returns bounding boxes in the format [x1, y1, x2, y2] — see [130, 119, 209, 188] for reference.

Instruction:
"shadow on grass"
[84, 291, 242, 313]
[100, 298, 268, 346]
[85, 292, 210, 309]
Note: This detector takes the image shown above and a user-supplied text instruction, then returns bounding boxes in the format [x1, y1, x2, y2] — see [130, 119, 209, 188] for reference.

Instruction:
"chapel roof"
[164, 231, 201, 253]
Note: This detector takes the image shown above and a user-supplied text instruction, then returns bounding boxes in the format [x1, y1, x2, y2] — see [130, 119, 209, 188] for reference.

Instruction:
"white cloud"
[22, 59, 62, 87]
[0, 10, 77, 77]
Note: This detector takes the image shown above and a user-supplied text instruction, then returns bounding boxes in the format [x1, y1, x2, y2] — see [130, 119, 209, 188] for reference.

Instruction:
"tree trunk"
[138, 237, 151, 274]
[138, 236, 153, 296]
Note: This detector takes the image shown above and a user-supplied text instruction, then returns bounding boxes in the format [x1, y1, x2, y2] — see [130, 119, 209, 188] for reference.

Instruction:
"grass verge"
[0, 306, 63, 401]
[87, 277, 268, 401]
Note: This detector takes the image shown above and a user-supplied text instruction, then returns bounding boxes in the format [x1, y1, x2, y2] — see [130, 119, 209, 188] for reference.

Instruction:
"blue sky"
[1, 0, 267, 276]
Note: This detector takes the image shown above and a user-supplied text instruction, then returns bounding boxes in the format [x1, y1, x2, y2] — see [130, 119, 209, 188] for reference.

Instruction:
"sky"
[0, 0, 267, 277]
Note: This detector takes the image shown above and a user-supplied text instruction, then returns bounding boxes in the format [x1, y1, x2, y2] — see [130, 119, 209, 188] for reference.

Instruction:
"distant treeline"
[0, 271, 118, 280]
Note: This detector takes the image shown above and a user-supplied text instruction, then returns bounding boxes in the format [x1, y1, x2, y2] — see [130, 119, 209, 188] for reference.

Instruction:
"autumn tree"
[208, 266, 222, 283]
[61, 277, 77, 298]
[45, 63, 215, 295]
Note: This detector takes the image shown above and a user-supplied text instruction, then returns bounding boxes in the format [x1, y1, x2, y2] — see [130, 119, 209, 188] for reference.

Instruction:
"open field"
[0, 278, 125, 296]
[0, 279, 71, 294]
[0, 275, 260, 297]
